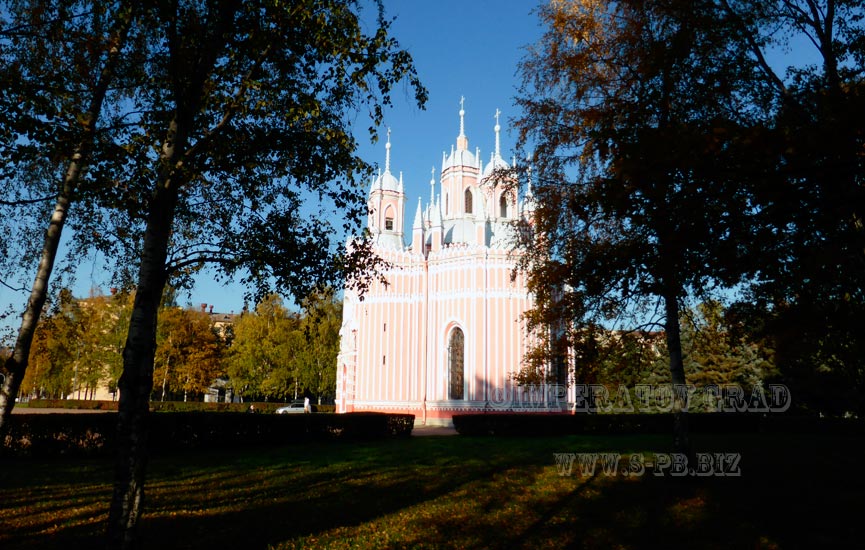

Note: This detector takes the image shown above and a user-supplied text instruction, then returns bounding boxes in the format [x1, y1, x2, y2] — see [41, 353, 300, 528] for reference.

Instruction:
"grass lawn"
[1, 431, 862, 549]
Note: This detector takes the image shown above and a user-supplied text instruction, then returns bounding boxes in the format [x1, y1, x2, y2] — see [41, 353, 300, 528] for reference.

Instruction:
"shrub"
[1, 414, 117, 457]
[28, 399, 119, 410]
[452, 412, 864, 436]
[24, 399, 333, 414]
[1, 412, 415, 458]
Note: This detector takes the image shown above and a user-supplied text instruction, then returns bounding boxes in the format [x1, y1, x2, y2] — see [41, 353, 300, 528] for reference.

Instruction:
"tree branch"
[167, 251, 249, 273]
[0, 10, 94, 37]
[0, 196, 57, 206]
[0, 278, 28, 292]
[719, 0, 795, 105]
[182, 45, 273, 165]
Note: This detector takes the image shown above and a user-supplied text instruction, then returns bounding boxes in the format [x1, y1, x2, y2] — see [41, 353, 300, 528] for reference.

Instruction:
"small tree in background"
[154, 306, 223, 402]
[227, 294, 297, 401]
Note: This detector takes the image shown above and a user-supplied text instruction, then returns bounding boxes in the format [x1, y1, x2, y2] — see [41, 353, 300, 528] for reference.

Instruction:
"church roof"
[444, 146, 477, 170]
[482, 152, 509, 178]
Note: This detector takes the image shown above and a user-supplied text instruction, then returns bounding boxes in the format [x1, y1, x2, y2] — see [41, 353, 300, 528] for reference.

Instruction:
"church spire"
[429, 166, 435, 206]
[384, 127, 392, 174]
[459, 96, 466, 138]
[413, 197, 423, 229]
[494, 108, 501, 159]
[456, 96, 468, 151]
[431, 194, 442, 227]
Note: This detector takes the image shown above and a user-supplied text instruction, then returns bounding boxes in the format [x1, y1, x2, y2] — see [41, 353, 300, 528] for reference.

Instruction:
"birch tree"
[105, 2, 424, 546]
[0, 0, 143, 427]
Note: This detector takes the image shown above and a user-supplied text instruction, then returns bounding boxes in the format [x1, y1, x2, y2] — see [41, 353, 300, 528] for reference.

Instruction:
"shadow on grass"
[1, 433, 863, 549]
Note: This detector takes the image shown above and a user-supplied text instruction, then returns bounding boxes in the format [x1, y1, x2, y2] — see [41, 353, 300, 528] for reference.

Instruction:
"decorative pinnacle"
[384, 127, 391, 174]
[459, 96, 466, 137]
[413, 197, 423, 229]
[494, 108, 501, 158]
[430, 166, 435, 206]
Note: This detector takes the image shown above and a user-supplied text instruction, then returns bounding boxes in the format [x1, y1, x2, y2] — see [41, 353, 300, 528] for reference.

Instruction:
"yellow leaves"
[547, 0, 609, 48]
[665, 494, 708, 528]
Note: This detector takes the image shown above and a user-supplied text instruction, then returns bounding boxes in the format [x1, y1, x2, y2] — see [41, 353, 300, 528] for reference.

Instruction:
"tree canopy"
[226, 290, 340, 403]
[517, 0, 765, 450]
[3, 1, 425, 547]
[516, 0, 865, 434]
[92, 2, 425, 546]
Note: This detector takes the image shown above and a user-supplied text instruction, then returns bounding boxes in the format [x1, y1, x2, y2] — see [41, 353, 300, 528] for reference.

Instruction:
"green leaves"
[225, 291, 340, 402]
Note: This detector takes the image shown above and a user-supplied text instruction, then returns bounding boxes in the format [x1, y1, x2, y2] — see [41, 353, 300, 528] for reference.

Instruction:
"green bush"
[24, 399, 334, 414]
[27, 399, 119, 410]
[1, 412, 415, 457]
[1, 414, 116, 457]
[452, 412, 864, 436]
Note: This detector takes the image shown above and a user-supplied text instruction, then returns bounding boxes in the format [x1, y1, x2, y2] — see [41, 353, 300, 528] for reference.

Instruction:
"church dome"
[374, 170, 400, 192]
[444, 147, 477, 170]
[444, 218, 476, 245]
[443, 98, 477, 170]
[371, 130, 402, 193]
[482, 153, 509, 178]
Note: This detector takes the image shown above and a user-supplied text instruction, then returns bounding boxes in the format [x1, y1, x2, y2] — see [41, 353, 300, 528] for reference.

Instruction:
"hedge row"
[24, 399, 337, 414]
[27, 399, 119, 410]
[1, 412, 414, 458]
[452, 412, 865, 436]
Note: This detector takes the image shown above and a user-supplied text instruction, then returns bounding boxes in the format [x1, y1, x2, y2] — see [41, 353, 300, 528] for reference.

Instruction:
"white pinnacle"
[430, 166, 435, 206]
[459, 96, 466, 137]
[385, 127, 392, 174]
[413, 197, 423, 229]
[494, 108, 501, 158]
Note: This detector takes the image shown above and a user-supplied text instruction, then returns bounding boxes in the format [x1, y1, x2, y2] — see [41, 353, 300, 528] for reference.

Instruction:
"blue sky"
[1, 0, 824, 328]
[0, 1, 544, 334]
[180, 0, 823, 315]
[177, 0, 547, 314]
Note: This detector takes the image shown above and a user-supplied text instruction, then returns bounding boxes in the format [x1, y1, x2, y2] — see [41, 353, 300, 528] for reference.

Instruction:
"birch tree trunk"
[0, 6, 134, 430]
[106, 4, 235, 544]
[106, 118, 186, 549]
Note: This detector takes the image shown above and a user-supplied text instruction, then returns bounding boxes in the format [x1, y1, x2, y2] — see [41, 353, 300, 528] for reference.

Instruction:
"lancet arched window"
[465, 188, 473, 214]
[448, 327, 465, 400]
[384, 205, 394, 231]
[499, 195, 508, 218]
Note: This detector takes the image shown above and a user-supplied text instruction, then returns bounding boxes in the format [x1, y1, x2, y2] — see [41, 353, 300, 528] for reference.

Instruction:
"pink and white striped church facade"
[336, 105, 562, 425]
